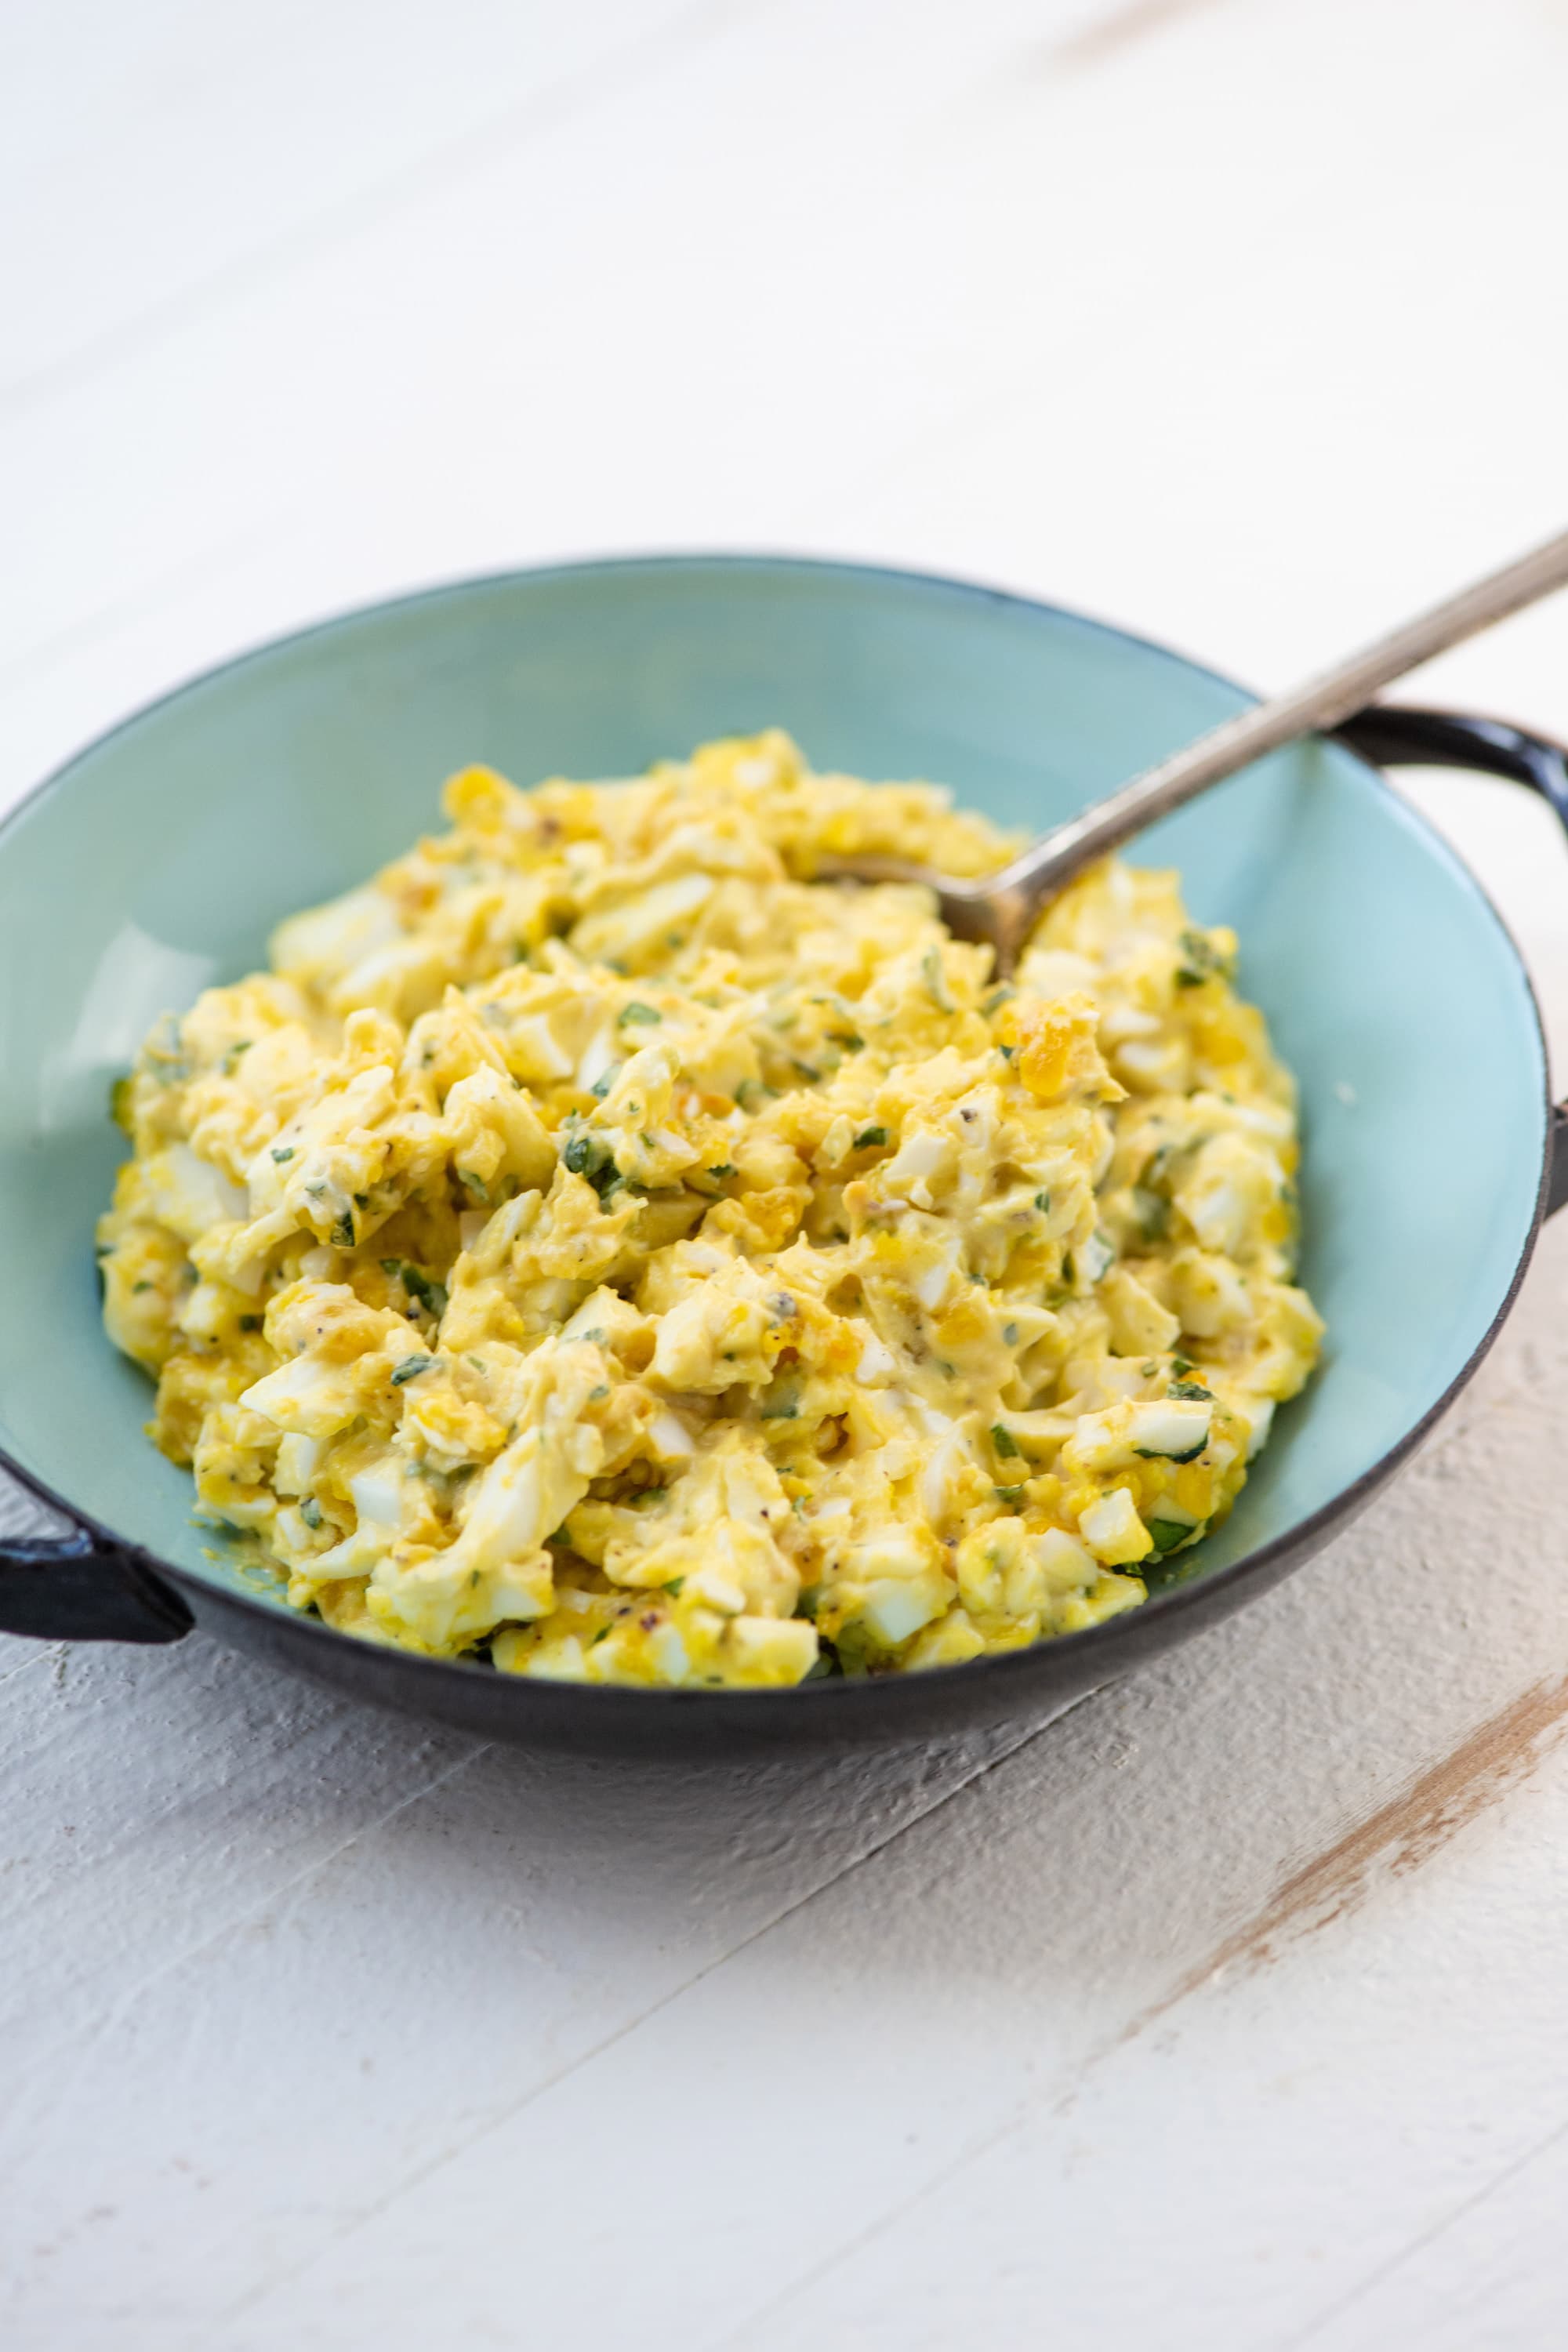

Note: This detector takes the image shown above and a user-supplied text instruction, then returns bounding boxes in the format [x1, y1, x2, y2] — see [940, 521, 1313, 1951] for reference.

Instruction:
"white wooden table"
[7, 5, 1568, 2344]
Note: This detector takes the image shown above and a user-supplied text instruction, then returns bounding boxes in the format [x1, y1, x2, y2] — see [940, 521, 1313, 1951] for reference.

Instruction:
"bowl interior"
[0, 557, 1545, 1616]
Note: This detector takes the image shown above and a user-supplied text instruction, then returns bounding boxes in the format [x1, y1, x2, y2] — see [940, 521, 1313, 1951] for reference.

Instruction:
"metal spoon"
[821, 527, 1568, 975]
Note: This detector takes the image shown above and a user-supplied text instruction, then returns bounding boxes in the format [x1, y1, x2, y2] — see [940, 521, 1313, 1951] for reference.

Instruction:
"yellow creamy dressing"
[98, 732, 1322, 1686]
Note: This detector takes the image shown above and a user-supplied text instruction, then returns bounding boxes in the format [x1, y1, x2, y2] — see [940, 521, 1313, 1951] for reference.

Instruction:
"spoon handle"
[998, 524, 1568, 902]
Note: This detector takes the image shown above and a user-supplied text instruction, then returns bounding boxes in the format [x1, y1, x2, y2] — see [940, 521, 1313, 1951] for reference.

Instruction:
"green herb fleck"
[300, 1497, 323, 1530]
[706, 1163, 735, 1179]
[663, 1576, 685, 1598]
[1131, 1185, 1170, 1240]
[1174, 927, 1234, 989]
[618, 1001, 662, 1026]
[390, 1353, 437, 1386]
[563, 1131, 623, 1200]
[331, 1210, 355, 1247]
[220, 1040, 252, 1073]
[270, 1145, 295, 1163]
[382, 1258, 448, 1319]
[1169, 1379, 1213, 1402]
[456, 1169, 489, 1202]
[132, 1279, 152, 1294]
[852, 1125, 889, 1150]
[991, 1424, 1021, 1459]
[590, 1625, 611, 1646]
[1035, 1189, 1051, 1213]
[993, 1485, 1025, 1504]
[1147, 1515, 1198, 1553]
[922, 946, 956, 1012]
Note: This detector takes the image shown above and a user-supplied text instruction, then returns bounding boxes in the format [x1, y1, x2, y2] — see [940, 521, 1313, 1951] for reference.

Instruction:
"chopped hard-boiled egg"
[98, 731, 1323, 1687]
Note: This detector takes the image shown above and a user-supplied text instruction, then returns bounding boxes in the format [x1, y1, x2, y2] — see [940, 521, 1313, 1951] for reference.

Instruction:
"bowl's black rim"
[0, 548, 1552, 1722]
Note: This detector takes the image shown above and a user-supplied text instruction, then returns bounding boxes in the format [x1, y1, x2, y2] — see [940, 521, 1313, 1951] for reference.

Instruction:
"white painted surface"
[5, 2, 1568, 2344]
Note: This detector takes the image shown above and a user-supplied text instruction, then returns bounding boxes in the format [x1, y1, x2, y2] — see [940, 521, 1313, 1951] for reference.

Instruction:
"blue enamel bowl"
[2, 557, 1563, 1756]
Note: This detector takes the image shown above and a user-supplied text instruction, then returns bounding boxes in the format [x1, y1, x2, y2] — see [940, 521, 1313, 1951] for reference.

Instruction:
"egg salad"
[97, 731, 1323, 1688]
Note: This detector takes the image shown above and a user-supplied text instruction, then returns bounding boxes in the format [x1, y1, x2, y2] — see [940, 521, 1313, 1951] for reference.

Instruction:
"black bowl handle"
[1333, 702, 1568, 1219]
[0, 1522, 193, 1644]
[3, 696, 1563, 1649]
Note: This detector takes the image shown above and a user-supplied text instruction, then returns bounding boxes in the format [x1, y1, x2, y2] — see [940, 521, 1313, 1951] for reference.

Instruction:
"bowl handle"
[1334, 702, 1568, 1219]
[0, 1523, 194, 1643]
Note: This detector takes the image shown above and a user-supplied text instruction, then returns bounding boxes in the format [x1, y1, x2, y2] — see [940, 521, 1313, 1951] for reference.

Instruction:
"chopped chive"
[990, 1424, 1021, 1459]
[618, 1001, 662, 1025]
[1131, 1185, 1170, 1240]
[382, 1258, 448, 1319]
[300, 1496, 323, 1530]
[390, 1352, 437, 1386]
[852, 1125, 889, 1150]
[270, 1145, 295, 1163]
[331, 1210, 355, 1247]
[922, 946, 956, 1012]
[1174, 927, 1233, 989]
[663, 1576, 685, 1597]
